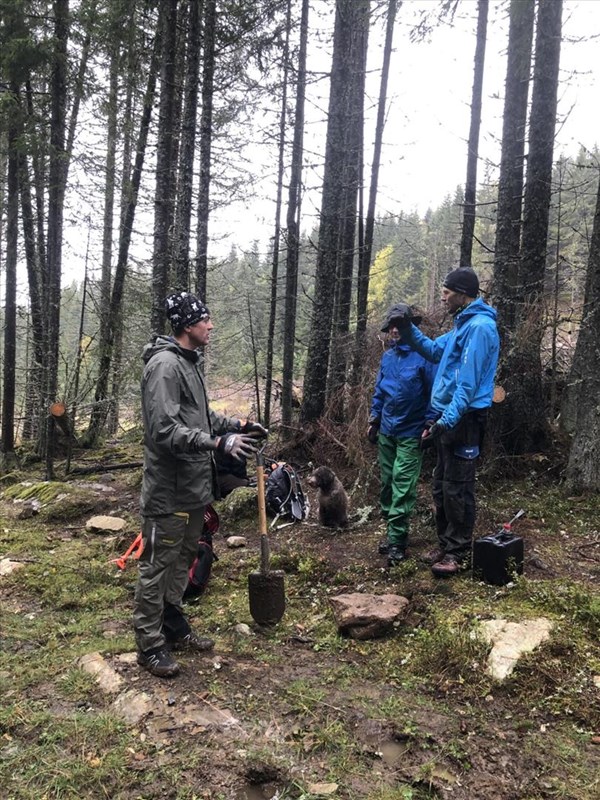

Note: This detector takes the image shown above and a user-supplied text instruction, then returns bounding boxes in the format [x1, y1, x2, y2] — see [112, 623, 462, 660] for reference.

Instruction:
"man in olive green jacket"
[134, 291, 265, 677]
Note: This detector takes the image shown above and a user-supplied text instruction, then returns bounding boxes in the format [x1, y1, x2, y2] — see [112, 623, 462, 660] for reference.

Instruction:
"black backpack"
[183, 504, 219, 601]
[265, 462, 309, 524]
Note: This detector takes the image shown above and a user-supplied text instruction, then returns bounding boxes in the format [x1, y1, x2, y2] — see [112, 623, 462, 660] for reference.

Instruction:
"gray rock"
[215, 487, 257, 522]
[73, 481, 116, 494]
[226, 536, 248, 548]
[17, 500, 41, 519]
[477, 617, 554, 680]
[85, 515, 126, 533]
[233, 623, 253, 637]
[78, 652, 124, 693]
[112, 689, 154, 725]
[0, 558, 25, 577]
[330, 592, 409, 640]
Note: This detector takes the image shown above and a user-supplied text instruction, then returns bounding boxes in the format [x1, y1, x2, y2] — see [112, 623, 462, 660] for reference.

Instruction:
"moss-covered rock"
[3, 481, 68, 504]
[214, 486, 257, 524]
[3, 481, 116, 522]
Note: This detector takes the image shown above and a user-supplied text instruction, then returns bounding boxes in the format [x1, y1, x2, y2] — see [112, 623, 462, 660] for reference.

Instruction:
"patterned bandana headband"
[165, 291, 210, 332]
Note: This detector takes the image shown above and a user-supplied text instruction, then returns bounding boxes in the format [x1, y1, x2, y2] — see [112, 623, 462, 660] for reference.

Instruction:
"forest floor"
[0, 439, 599, 800]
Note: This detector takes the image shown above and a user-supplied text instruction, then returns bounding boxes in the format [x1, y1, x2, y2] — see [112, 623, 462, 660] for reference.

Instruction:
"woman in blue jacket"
[369, 305, 436, 566]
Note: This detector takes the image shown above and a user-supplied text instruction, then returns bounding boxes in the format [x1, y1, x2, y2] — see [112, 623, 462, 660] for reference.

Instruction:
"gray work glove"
[240, 419, 269, 438]
[217, 433, 257, 462]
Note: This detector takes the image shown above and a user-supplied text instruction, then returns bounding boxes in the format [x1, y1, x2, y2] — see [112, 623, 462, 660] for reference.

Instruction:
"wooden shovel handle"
[256, 460, 268, 536]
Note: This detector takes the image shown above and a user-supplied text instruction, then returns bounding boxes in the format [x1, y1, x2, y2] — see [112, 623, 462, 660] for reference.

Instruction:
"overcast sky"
[220, 0, 600, 256]
[55, 0, 600, 287]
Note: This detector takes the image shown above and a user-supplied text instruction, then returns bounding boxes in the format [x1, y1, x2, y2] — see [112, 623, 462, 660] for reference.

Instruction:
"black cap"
[380, 303, 422, 332]
[443, 267, 479, 297]
[165, 291, 210, 332]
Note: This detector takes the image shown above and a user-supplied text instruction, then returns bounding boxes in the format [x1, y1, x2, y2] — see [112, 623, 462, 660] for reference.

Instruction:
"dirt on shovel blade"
[248, 570, 285, 625]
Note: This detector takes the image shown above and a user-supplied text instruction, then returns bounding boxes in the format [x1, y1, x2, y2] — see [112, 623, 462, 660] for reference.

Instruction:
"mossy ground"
[0, 446, 599, 799]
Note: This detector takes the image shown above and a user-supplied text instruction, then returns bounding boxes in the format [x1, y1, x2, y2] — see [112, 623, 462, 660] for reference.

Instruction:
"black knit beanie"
[443, 267, 479, 297]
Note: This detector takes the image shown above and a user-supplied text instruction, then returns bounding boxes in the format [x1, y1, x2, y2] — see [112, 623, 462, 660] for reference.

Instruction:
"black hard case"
[472, 530, 524, 586]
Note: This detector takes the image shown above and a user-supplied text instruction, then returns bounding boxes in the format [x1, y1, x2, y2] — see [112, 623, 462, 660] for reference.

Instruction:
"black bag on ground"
[265, 462, 309, 523]
[183, 504, 219, 601]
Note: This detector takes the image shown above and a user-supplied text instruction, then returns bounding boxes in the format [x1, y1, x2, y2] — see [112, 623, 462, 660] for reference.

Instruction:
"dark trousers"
[432, 410, 487, 561]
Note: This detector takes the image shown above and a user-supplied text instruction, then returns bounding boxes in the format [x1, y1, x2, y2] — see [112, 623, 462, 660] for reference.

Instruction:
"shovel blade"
[248, 570, 285, 626]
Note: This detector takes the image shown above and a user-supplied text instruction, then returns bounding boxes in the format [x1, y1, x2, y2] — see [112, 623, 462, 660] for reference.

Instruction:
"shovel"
[248, 445, 286, 626]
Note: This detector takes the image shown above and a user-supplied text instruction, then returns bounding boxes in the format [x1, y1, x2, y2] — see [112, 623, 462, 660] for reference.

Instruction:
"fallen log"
[69, 461, 143, 475]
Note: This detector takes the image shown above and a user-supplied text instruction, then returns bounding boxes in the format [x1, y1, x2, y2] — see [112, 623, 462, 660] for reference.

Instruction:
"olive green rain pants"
[378, 434, 422, 548]
[133, 508, 204, 654]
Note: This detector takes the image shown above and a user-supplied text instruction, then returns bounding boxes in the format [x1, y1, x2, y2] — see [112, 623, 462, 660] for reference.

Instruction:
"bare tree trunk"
[353, 0, 397, 378]
[66, 262, 89, 472]
[85, 24, 161, 446]
[499, 0, 563, 455]
[106, 2, 138, 437]
[20, 81, 47, 442]
[328, 6, 369, 413]
[263, 0, 292, 428]
[25, 81, 47, 285]
[16, 112, 45, 372]
[459, 0, 488, 267]
[565, 167, 600, 490]
[281, 0, 309, 428]
[99, 31, 119, 375]
[195, 0, 216, 300]
[151, 0, 179, 334]
[167, 0, 187, 288]
[301, 0, 370, 424]
[173, 0, 201, 289]
[2, 92, 19, 460]
[44, 0, 69, 478]
[492, 0, 535, 336]
[549, 156, 565, 422]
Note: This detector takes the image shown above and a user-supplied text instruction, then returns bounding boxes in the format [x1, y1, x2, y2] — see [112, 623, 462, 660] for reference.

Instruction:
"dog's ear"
[321, 468, 335, 491]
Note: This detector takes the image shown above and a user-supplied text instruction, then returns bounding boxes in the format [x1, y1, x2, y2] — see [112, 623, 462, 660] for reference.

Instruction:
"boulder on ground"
[0, 558, 25, 577]
[86, 515, 127, 533]
[78, 652, 123, 693]
[226, 536, 247, 548]
[214, 487, 257, 524]
[477, 617, 554, 680]
[330, 592, 409, 640]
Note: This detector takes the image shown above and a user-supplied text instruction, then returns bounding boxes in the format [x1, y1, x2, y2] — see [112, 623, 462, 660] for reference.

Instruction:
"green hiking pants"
[133, 508, 204, 653]
[378, 434, 422, 547]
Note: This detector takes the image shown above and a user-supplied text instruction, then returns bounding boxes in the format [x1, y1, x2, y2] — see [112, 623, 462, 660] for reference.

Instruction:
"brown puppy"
[308, 466, 349, 528]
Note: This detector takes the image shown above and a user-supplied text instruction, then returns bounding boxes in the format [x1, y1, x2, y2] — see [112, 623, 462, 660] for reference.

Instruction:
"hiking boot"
[137, 648, 180, 678]
[431, 555, 463, 577]
[387, 545, 407, 567]
[378, 538, 390, 555]
[170, 631, 215, 652]
[421, 546, 446, 565]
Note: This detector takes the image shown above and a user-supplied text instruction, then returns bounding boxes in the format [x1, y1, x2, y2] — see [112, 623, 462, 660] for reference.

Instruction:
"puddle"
[235, 784, 278, 800]
[378, 739, 410, 766]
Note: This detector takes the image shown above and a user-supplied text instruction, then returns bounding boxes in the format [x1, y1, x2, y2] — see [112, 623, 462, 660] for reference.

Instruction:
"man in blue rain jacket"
[394, 267, 500, 576]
